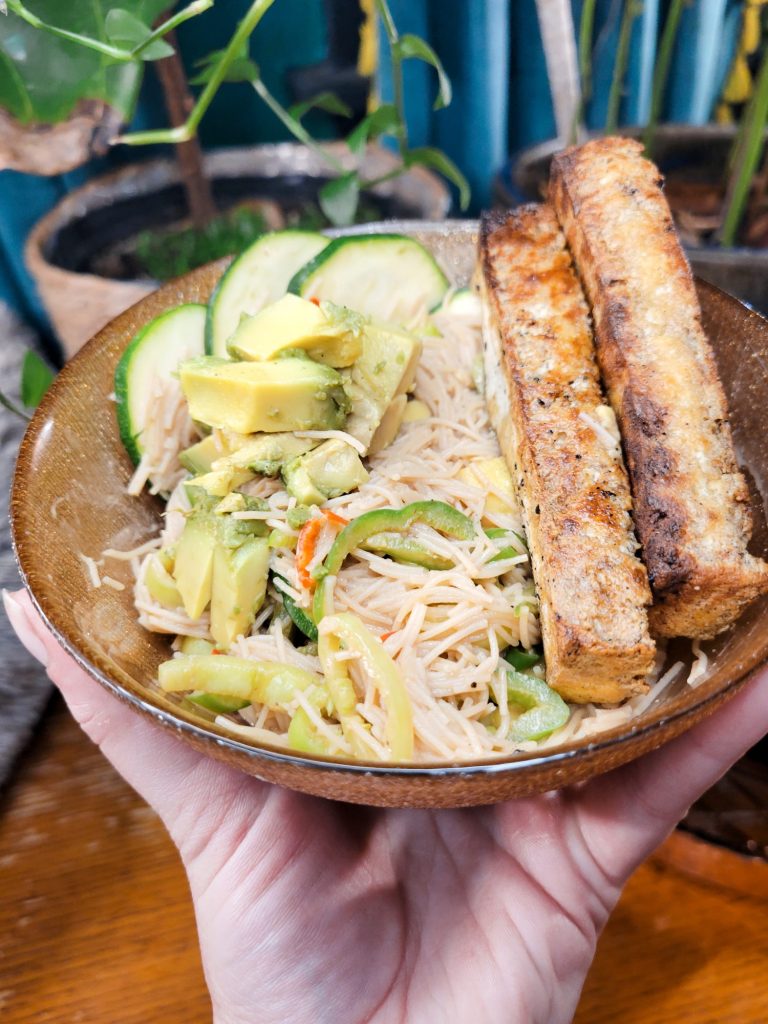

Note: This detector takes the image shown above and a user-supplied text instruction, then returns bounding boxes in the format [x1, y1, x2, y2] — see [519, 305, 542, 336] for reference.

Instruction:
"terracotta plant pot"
[26, 143, 451, 359]
[500, 124, 768, 312]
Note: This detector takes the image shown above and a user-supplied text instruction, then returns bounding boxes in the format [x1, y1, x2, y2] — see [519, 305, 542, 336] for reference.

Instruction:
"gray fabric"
[0, 303, 53, 786]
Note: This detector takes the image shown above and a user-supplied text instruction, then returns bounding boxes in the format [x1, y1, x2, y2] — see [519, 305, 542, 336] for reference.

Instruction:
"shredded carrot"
[296, 517, 323, 589]
[323, 509, 349, 528]
[309, 296, 320, 306]
[380, 630, 395, 642]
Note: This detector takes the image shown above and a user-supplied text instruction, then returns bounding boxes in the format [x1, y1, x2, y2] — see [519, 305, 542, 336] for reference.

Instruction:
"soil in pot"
[48, 174, 426, 285]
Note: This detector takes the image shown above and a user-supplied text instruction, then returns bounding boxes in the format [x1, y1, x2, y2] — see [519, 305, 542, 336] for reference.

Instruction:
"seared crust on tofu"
[550, 137, 768, 638]
[479, 205, 655, 703]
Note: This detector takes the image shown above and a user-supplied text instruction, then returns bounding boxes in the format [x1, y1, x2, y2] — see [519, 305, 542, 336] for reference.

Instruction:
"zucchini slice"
[288, 234, 449, 328]
[115, 303, 206, 465]
[206, 230, 329, 357]
[433, 286, 482, 319]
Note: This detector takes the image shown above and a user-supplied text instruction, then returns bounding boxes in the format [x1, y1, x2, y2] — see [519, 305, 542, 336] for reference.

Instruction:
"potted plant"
[1, 0, 468, 358]
[503, 0, 768, 311]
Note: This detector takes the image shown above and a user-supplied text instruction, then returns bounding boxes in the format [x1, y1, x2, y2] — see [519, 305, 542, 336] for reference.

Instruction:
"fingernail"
[2, 590, 49, 667]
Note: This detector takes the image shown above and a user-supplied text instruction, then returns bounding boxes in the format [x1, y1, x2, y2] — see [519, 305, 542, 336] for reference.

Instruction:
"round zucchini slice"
[205, 230, 329, 357]
[288, 234, 449, 328]
[115, 303, 206, 464]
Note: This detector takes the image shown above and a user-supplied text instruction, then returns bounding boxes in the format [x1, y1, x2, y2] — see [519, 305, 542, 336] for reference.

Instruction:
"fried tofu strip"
[550, 137, 768, 638]
[479, 205, 655, 703]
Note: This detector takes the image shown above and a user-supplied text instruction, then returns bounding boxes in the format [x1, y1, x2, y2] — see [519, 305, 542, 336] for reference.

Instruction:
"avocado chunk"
[368, 394, 408, 455]
[342, 324, 421, 451]
[172, 495, 268, 621]
[218, 433, 319, 477]
[282, 439, 369, 505]
[227, 294, 364, 367]
[210, 536, 270, 647]
[179, 434, 224, 475]
[173, 514, 217, 619]
[193, 434, 321, 497]
[179, 355, 350, 434]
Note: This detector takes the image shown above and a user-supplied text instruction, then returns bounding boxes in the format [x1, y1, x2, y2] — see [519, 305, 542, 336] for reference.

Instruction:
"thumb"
[3, 589, 268, 867]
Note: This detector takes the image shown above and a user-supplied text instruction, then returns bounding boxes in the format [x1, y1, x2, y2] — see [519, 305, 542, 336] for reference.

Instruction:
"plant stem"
[250, 77, 347, 173]
[132, 2, 213, 58]
[7, 0, 212, 62]
[572, 0, 597, 143]
[0, 390, 30, 422]
[359, 167, 404, 189]
[119, 0, 276, 146]
[375, 0, 407, 154]
[605, 0, 638, 134]
[154, 29, 217, 228]
[643, 0, 685, 154]
[719, 49, 768, 247]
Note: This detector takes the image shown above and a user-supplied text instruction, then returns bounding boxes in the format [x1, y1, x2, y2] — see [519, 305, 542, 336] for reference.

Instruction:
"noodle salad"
[109, 231, 694, 764]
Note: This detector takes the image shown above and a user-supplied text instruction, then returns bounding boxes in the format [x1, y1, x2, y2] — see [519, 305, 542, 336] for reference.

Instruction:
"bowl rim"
[11, 219, 768, 781]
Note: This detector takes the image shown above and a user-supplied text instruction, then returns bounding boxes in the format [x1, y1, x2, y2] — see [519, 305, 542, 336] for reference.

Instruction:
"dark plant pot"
[499, 124, 768, 314]
[26, 143, 450, 358]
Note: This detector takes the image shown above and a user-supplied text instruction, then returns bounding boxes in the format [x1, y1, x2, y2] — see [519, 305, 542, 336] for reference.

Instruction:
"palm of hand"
[180, 763, 676, 1024]
[7, 590, 768, 1024]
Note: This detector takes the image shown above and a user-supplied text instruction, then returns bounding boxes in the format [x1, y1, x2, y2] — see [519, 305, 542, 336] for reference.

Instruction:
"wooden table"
[2, 696, 768, 1024]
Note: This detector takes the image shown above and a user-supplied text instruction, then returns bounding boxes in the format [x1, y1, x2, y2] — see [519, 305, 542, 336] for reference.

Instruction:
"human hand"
[6, 588, 768, 1024]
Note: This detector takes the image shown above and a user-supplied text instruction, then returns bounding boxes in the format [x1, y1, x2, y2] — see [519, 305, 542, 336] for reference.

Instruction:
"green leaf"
[405, 147, 470, 210]
[289, 91, 353, 121]
[104, 8, 172, 60]
[393, 33, 452, 110]
[192, 44, 258, 84]
[0, 1, 168, 124]
[346, 103, 400, 154]
[20, 350, 54, 409]
[318, 173, 361, 227]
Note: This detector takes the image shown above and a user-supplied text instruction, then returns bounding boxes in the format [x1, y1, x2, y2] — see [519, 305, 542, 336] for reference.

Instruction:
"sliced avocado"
[215, 433, 318, 478]
[179, 356, 350, 435]
[210, 536, 270, 647]
[402, 399, 430, 422]
[457, 456, 519, 518]
[179, 637, 215, 656]
[342, 324, 421, 451]
[282, 439, 369, 505]
[368, 394, 408, 455]
[227, 294, 364, 368]
[173, 515, 217, 619]
[193, 466, 255, 497]
[173, 496, 268, 620]
[179, 434, 225, 475]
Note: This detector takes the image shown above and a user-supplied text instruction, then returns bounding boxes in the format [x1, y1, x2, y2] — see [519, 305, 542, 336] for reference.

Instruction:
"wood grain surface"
[2, 697, 767, 1023]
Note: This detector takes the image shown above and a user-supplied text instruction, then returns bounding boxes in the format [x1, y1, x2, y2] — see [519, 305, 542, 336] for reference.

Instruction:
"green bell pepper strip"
[159, 655, 331, 714]
[505, 669, 569, 743]
[485, 527, 527, 562]
[361, 532, 453, 570]
[502, 646, 542, 672]
[312, 500, 474, 622]
[319, 612, 414, 761]
[287, 707, 335, 755]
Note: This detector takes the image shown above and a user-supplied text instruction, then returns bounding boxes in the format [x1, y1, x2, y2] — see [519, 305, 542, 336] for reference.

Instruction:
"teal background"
[0, 0, 745, 341]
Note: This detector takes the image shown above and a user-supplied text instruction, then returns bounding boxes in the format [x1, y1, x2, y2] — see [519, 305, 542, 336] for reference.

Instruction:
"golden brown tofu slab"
[479, 205, 655, 703]
[550, 137, 768, 638]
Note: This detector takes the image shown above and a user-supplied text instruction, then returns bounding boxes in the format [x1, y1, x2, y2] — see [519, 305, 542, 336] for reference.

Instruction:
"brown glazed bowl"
[11, 221, 768, 808]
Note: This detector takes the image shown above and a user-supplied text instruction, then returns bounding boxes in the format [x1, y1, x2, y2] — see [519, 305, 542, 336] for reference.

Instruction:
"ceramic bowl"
[11, 221, 768, 808]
